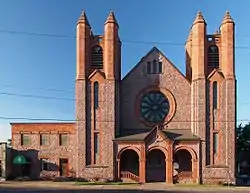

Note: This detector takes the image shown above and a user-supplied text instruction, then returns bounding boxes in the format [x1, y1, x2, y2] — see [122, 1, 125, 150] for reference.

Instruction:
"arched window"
[213, 81, 218, 109]
[153, 59, 157, 74]
[213, 132, 219, 154]
[208, 45, 219, 68]
[91, 45, 103, 68]
[94, 82, 99, 109]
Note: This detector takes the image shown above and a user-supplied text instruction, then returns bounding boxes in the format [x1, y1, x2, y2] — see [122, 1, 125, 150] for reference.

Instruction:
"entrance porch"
[115, 126, 200, 184]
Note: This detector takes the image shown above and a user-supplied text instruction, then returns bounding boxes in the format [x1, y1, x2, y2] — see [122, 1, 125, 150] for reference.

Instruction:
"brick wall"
[121, 48, 191, 132]
[11, 123, 76, 179]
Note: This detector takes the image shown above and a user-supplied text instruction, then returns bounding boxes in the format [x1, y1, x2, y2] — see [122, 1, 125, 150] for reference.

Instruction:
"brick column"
[167, 143, 173, 183]
[166, 159, 173, 183]
[192, 159, 199, 183]
[139, 143, 146, 183]
[139, 159, 146, 183]
[117, 159, 120, 180]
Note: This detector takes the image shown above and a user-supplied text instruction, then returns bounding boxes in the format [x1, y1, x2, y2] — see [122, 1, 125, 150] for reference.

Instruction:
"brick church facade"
[10, 11, 236, 184]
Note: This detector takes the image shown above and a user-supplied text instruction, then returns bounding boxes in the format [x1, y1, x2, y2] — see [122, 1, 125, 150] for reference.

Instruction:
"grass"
[174, 183, 233, 189]
[75, 181, 139, 186]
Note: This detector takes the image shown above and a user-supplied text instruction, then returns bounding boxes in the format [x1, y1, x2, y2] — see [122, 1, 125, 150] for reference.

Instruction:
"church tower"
[186, 11, 236, 183]
[75, 11, 121, 179]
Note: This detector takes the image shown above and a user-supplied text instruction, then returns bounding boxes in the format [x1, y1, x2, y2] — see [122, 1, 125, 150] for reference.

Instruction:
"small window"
[91, 45, 103, 69]
[21, 134, 30, 146]
[94, 82, 99, 109]
[94, 133, 99, 164]
[159, 62, 162, 73]
[59, 134, 68, 146]
[147, 62, 151, 74]
[213, 133, 219, 154]
[41, 158, 49, 171]
[213, 81, 218, 109]
[208, 45, 219, 68]
[40, 134, 49, 146]
[153, 59, 157, 74]
[147, 60, 163, 74]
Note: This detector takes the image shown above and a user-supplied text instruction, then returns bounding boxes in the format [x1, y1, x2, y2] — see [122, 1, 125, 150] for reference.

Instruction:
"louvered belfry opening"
[91, 45, 103, 69]
[207, 45, 219, 68]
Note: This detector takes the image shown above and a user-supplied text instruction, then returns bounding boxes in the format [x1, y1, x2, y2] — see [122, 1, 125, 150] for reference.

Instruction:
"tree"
[236, 122, 250, 153]
[7, 138, 12, 147]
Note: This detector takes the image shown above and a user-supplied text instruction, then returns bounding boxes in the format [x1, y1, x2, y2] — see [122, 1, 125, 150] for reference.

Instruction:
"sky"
[0, 0, 249, 142]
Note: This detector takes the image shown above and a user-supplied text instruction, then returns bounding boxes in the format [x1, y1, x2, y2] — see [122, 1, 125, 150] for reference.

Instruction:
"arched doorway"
[173, 149, 193, 183]
[120, 149, 139, 177]
[146, 148, 166, 182]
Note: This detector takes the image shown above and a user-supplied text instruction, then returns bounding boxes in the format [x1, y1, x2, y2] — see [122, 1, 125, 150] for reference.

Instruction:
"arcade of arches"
[115, 128, 199, 184]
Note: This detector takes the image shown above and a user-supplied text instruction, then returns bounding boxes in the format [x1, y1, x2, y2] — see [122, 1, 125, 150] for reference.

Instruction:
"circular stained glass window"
[140, 91, 170, 123]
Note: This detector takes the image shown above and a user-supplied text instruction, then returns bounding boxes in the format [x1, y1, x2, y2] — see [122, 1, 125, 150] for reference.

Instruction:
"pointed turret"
[78, 11, 90, 26]
[76, 10, 91, 79]
[105, 11, 119, 27]
[104, 11, 121, 80]
[190, 11, 206, 80]
[222, 11, 234, 24]
[193, 11, 206, 25]
[220, 11, 235, 78]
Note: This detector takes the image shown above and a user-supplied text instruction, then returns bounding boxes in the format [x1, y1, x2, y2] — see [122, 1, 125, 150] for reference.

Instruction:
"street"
[0, 182, 250, 193]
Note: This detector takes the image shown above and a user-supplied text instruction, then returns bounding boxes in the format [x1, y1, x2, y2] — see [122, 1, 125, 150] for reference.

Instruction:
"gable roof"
[122, 47, 190, 84]
[115, 128, 200, 142]
[88, 69, 106, 79]
[207, 68, 225, 80]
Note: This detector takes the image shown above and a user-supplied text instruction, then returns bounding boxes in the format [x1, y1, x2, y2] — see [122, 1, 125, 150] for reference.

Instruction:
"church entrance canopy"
[115, 126, 200, 184]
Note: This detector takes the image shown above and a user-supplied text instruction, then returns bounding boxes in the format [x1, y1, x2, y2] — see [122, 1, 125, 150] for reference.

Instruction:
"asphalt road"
[0, 182, 250, 193]
[0, 187, 249, 193]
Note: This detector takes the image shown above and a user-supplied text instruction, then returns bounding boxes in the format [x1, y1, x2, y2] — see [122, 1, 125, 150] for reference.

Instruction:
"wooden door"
[59, 158, 68, 177]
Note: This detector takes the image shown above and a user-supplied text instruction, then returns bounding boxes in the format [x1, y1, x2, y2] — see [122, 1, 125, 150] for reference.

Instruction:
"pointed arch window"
[213, 81, 218, 109]
[213, 132, 219, 155]
[153, 59, 157, 74]
[91, 45, 103, 69]
[94, 82, 99, 109]
[208, 45, 219, 68]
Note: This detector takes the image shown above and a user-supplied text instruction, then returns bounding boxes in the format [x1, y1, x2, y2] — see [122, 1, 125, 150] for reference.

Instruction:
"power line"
[0, 116, 248, 123]
[0, 29, 250, 49]
[0, 84, 74, 93]
[0, 91, 250, 105]
[0, 92, 74, 101]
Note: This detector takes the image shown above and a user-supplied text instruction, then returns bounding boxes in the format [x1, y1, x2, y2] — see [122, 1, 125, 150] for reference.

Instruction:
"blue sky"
[0, 0, 249, 142]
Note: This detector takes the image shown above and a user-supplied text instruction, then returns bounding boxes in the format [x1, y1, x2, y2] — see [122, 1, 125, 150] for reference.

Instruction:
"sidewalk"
[0, 181, 250, 192]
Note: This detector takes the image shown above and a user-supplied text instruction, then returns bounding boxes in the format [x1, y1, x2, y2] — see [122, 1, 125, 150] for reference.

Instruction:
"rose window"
[140, 91, 170, 123]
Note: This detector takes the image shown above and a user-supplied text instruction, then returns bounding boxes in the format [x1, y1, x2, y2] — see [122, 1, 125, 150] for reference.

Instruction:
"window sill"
[86, 165, 109, 169]
[206, 165, 228, 169]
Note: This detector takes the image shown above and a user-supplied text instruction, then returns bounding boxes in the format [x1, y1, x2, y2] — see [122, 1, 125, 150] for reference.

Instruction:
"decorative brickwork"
[10, 11, 236, 184]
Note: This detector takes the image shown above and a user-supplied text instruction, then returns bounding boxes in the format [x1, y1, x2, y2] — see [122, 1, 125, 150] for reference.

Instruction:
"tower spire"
[193, 10, 206, 25]
[105, 11, 119, 27]
[222, 11, 234, 24]
[78, 11, 90, 26]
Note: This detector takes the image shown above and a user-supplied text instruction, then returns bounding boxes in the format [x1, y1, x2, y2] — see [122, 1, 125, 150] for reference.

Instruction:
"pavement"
[0, 181, 250, 192]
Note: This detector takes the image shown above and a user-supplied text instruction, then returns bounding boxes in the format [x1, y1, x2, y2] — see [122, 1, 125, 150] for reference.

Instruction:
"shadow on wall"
[7, 149, 59, 180]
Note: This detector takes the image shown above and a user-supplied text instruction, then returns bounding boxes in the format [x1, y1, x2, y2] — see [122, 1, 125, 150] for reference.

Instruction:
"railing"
[178, 171, 192, 180]
[120, 171, 140, 182]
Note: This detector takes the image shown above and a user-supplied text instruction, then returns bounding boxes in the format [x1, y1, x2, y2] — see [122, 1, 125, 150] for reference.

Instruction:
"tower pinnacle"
[78, 11, 90, 26]
[193, 10, 206, 25]
[105, 11, 118, 27]
[222, 11, 234, 24]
